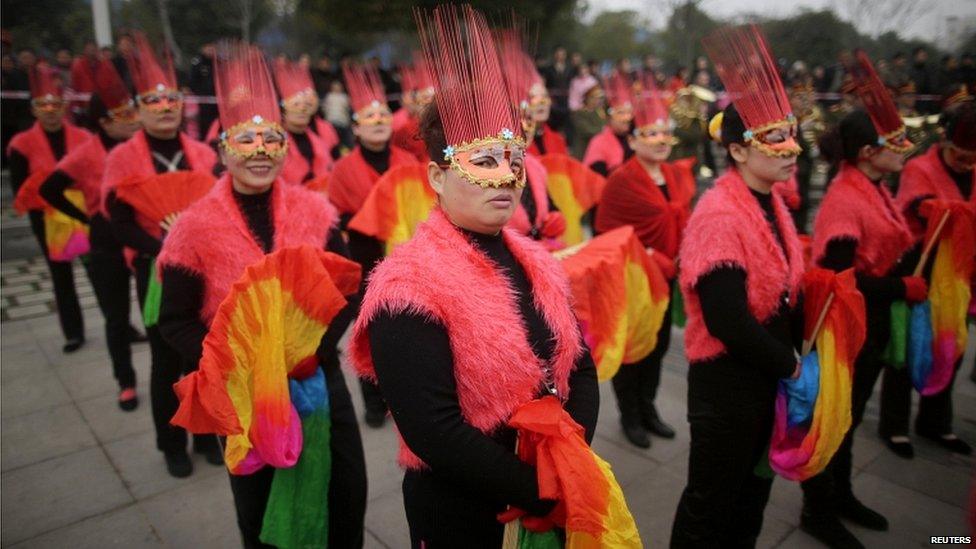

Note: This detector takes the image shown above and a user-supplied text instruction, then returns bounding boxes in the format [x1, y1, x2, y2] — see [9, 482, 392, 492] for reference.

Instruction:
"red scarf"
[328, 145, 416, 215]
[157, 175, 338, 325]
[897, 145, 976, 240]
[527, 124, 569, 157]
[313, 118, 341, 152]
[281, 129, 332, 185]
[814, 164, 914, 277]
[679, 169, 805, 362]
[595, 156, 696, 259]
[351, 208, 582, 469]
[582, 126, 625, 173]
[391, 112, 429, 163]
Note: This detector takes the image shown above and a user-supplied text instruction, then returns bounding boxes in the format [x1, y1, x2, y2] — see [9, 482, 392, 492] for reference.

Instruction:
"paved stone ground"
[1, 293, 974, 548]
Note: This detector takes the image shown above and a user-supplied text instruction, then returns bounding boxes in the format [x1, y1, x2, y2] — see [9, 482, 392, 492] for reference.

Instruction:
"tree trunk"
[155, 0, 183, 67]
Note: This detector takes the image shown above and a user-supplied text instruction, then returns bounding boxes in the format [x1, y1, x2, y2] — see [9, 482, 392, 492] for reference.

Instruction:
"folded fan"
[44, 189, 90, 262]
[556, 226, 669, 381]
[347, 164, 437, 255]
[769, 268, 865, 481]
[538, 154, 606, 246]
[171, 245, 361, 473]
[503, 396, 642, 548]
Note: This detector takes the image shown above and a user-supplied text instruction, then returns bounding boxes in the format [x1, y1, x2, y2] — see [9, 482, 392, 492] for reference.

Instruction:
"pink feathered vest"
[157, 175, 338, 326]
[350, 208, 583, 469]
[679, 169, 805, 362]
[813, 164, 914, 277]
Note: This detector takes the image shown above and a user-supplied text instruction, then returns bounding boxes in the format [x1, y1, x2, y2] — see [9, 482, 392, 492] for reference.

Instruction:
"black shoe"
[917, 430, 973, 455]
[364, 407, 387, 428]
[883, 436, 914, 459]
[118, 387, 139, 412]
[62, 338, 85, 353]
[128, 325, 148, 343]
[838, 495, 888, 531]
[643, 415, 676, 439]
[164, 451, 193, 478]
[800, 509, 864, 549]
[194, 445, 224, 466]
[621, 421, 651, 449]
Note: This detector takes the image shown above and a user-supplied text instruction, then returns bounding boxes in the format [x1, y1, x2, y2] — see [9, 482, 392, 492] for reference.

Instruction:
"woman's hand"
[160, 212, 181, 233]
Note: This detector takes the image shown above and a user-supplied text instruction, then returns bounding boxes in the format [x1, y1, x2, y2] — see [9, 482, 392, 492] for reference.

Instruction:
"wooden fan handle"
[802, 292, 835, 356]
[913, 210, 951, 277]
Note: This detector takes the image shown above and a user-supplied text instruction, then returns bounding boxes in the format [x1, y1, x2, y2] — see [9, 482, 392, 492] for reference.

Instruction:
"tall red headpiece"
[946, 102, 976, 151]
[28, 62, 63, 100]
[604, 71, 633, 111]
[399, 63, 417, 95]
[702, 25, 794, 135]
[341, 62, 387, 114]
[495, 26, 542, 109]
[125, 32, 178, 96]
[411, 51, 434, 93]
[94, 59, 134, 111]
[415, 3, 521, 149]
[634, 71, 670, 130]
[214, 41, 281, 132]
[273, 58, 315, 102]
[850, 50, 907, 145]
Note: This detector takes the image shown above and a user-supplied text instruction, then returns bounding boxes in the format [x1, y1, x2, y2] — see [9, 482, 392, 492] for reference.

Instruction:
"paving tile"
[363, 488, 409, 548]
[1, 284, 37, 297]
[1, 403, 97, 472]
[591, 433, 660, 490]
[619, 463, 686, 545]
[862, 450, 972, 508]
[77, 391, 153, 445]
[7, 303, 51, 319]
[0, 447, 133, 546]
[54, 354, 121, 402]
[756, 515, 795, 549]
[12, 292, 55, 306]
[104, 430, 225, 500]
[0, 366, 71, 418]
[4, 273, 40, 285]
[9, 504, 162, 549]
[138, 471, 239, 548]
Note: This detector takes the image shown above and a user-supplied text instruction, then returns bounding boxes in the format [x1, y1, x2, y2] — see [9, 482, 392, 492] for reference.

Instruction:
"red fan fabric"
[114, 171, 216, 229]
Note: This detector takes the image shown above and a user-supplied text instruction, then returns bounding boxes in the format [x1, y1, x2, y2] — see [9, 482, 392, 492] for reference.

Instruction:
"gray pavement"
[1, 286, 974, 548]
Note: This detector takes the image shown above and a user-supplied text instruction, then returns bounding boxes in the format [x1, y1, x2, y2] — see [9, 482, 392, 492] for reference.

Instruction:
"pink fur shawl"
[813, 163, 914, 277]
[350, 207, 583, 469]
[157, 175, 338, 325]
[678, 168, 805, 362]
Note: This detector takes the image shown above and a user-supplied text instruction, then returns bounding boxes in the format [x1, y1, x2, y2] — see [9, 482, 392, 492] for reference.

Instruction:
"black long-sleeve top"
[9, 126, 66, 197]
[342, 142, 393, 281]
[693, 189, 801, 380]
[519, 184, 560, 240]
[158, 186, 352, 370]
[367, 228, 600, 516]
[106, 133, 190, 257]
[290, 130, 315, 182]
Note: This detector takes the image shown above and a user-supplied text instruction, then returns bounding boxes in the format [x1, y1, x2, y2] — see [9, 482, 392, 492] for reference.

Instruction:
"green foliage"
[4, 0, 93, 53]
[656, 1, 720, 69]
[580, 10, 649, 62]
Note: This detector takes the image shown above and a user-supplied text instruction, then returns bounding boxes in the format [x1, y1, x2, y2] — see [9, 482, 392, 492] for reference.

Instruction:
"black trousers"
[133, 255, 214, 454]
[28, 211, 85, 341]
[402, 469, 510, 549]
[671, 362, 778, 548]
[347, 229, 388, 416]
[87, 215, 136, 389]
[612, 297, 672, 426]
[880, 356, 963, 437]
[801, 333, 888, 511]
[227, 358, 367, 549]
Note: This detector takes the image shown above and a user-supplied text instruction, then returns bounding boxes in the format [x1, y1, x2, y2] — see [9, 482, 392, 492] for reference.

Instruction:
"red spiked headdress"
[125, 32, 178, 96]
[634, 71, 670, 130]
[94, 59, 134, 112]
[850, 50, 911, 153]
[415, 3, 524, 187]
[495, 27, 542, 109]
[214, 41, 281, 134]
[604, 71, 633, 112]
[946, 102, 976, 152]
[341, 62, 387, 115]
[28, 62, 64, 100]
[702, 25, 795, 139]
[273, 58, 315, 103]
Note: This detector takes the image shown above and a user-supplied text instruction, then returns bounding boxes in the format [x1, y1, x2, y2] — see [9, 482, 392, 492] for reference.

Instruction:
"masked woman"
[799, 51, 924, 549]
[671, 26, 805, 547]
[350, 6, 598, 546]
[273, 58, 334, 185]
[157, 42, 366, 548]
[39, 60, 143, 410]
[102, 33, 219, 478]
[8, 63, 93, 353]
[595, 73, 695, 448]
[582, 72, 635, 177]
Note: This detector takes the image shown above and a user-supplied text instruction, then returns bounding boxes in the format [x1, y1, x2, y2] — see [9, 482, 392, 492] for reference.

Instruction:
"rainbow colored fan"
[539, 153, 606, 246]
[347, 164, 437, 255]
